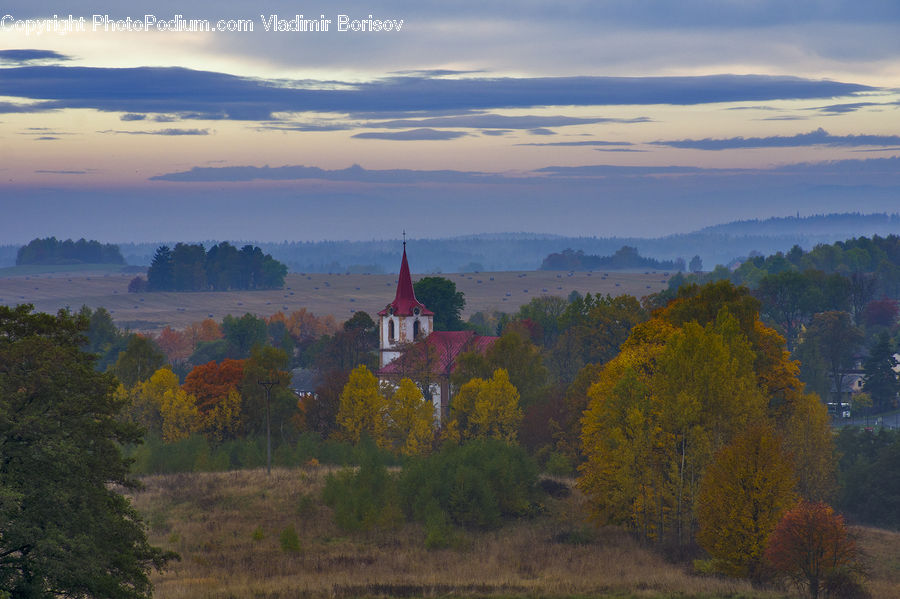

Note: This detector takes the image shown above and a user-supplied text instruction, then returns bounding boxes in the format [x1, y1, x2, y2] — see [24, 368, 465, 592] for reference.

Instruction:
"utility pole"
[258, 380, 278, 475]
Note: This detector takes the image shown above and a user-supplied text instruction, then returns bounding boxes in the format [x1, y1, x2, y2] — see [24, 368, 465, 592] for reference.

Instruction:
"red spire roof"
[378, 243, 434, 317]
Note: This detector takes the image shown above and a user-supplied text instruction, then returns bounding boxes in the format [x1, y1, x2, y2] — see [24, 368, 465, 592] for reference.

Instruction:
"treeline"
[108, 212, 900, 273]
[16, 237, 124, 265]
[666, 236, 900, 416]
[541, 245, 683, 271]
[138, 242, 287, 291]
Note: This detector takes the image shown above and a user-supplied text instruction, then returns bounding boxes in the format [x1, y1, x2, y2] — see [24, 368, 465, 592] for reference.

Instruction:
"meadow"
[130, 467, 900, 599]
[132, 467, 763, 599]
[0, 268, 668, 332]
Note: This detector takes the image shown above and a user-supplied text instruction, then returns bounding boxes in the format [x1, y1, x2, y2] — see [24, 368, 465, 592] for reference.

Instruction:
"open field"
[131, 467, 793, 599]
[0, 268, 669, 333]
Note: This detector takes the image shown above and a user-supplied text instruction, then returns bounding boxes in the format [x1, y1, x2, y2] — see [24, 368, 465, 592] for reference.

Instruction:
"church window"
[413, 319, 421, 339]
[389, 319, 395, 342]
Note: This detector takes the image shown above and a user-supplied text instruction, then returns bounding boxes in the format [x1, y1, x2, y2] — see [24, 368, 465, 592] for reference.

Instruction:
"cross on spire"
[402, 229, 406, 249]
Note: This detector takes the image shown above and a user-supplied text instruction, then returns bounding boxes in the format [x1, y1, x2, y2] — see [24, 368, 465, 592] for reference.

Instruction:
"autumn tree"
[384, 377, 434, 456]
[580, 281, 834, 549]
[765, 501, 866, 599]
[337, 365, 388, 447]
[448, 369, 522, 443]
[183, 358, 246, 412]
[155, 325, 193, 365]
[121, 366, 181, 436]
[159, 387, 201, 442]
[697, 423, 797, 580]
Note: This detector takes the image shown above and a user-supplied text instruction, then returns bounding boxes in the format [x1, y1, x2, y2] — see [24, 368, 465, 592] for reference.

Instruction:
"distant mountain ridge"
[2, 213, 898, 273]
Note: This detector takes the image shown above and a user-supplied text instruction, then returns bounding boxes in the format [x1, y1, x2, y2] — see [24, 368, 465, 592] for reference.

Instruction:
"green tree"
[222, 313, 268, 358]
[111, 334, 166, 388]
[0, 305, 176, 598]
[803, 311, 863, 403]
[863, 331, 899, 412]
[413, 276, 465, 331]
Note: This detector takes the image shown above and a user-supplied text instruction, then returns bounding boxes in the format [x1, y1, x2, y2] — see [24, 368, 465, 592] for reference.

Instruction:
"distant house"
[376, 243, 497, 421]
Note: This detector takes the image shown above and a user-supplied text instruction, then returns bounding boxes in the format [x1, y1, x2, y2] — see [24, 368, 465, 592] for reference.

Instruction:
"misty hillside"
[3, 213, 899, 274]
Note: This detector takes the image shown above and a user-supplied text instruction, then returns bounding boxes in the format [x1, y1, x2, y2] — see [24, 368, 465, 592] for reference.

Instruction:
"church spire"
[378, 237, 433, 317]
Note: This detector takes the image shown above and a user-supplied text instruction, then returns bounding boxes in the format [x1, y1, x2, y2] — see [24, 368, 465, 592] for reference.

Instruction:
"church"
[376, 242, 497, 422]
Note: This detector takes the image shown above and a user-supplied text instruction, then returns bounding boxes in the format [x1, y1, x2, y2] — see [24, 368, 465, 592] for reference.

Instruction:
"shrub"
[322, 437, 400, 532]
[279, 525, 301, 553]
[400, 439, 538, 530]
[251, 526, 265, 541]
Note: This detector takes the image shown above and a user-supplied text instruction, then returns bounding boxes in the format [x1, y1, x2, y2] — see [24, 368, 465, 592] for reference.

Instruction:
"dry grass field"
[0, 268, 669, 332]
[131, 467, 788, 599]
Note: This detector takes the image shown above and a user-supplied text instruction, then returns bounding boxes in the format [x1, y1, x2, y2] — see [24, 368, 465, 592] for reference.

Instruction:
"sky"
[1, 1, 899, 244]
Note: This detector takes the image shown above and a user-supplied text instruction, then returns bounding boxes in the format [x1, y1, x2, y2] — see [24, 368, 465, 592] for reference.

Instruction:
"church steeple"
[380, 237, 433, 318]
[378, 238, 434, 368]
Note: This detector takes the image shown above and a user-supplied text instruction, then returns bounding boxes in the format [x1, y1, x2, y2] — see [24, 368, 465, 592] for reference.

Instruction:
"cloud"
[34, 169, 87, 174]
[149, 163, 506, 184]
[0, 66, 874, 121]
[120, 113, 147, 121]
[481, 130, 512, 136]
[652, 128, 900, 150]
[34, 136, 59, 141]
[812, 101, 900, 114]
[370, 128, 475, 141]
[595, 148, 647, 152]
[367, 114, 648, 129]
[528, 128, 556, 136]
[0, 49, 70, 65]
[100, 128, 210, 136]
[0, 101, 57, 114]
[517, 140, 633, 147]
[352, 128, 469, 140]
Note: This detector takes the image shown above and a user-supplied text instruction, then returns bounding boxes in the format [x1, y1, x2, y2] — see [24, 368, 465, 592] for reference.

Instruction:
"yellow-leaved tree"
[159, 387, 201, 442]
[696, 422, 797, 580]
[204, 387, 244, 442]
[449, 368, 522, 443]
[579, 281, 835, 552]
[337, 365, 388, 447]
[384, 377, 434, 456]
[121, 367, 181, 437]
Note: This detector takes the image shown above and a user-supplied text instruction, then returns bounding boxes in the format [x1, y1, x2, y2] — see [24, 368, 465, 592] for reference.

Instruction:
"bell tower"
[377, 238, 433, 368]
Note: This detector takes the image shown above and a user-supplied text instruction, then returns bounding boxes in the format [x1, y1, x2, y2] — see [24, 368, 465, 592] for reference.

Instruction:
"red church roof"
[378, 244, 434, 317]
[378, 330, 498, 377]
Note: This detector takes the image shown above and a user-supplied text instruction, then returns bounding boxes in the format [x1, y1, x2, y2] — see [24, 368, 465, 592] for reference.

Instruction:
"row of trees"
[16, 236, 124, 265]
[541, 245, 684, 271]
[142, 242, 287, 291]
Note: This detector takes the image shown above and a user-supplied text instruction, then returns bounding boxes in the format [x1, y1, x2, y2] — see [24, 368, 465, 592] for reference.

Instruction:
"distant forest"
[16, 237, 124, 266]
[3, 213, 900, 274]
[540, 246, 683, 271]
[140, 242, 287, 291]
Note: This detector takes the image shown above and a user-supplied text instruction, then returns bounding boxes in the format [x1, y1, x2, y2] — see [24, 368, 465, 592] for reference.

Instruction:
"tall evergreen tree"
[863, 331, 899, 412]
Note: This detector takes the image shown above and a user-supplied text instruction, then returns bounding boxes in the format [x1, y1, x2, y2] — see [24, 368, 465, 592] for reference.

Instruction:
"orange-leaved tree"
[183, 358, 246, 412]
[765, 500, 866, 599]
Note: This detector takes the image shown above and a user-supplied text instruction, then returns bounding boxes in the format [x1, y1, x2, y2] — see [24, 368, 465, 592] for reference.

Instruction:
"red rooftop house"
[376, 243, 497, 421]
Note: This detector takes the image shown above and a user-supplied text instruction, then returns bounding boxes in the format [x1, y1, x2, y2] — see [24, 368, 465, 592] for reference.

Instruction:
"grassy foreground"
[129, 467, 794, 599]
